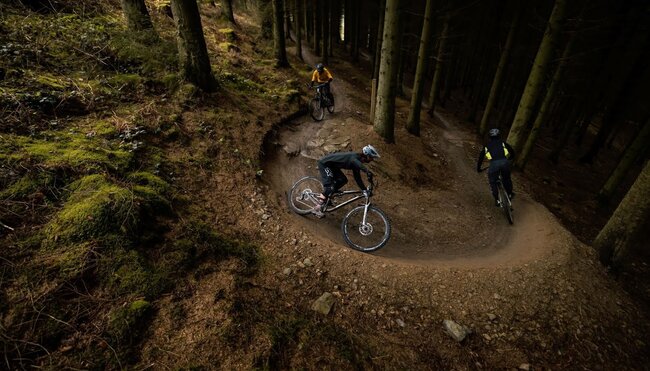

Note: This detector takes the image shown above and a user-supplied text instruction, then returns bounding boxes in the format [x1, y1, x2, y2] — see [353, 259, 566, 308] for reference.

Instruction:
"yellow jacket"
[311, 68, 333, 83]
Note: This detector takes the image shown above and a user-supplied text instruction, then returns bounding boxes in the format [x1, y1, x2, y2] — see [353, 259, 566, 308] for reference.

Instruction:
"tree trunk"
[599, 120, 650, 200]
[222, 0, 236, 24]
[313, 0, 320, 55]
[272, 0, 289, 67]
[479, 6, 520, 135]
[372, 0, 386, 80]
[320, 0, 328, 63]
[427, 13, 450, 116]
[350, 0, 360, 61]
[506, 0, 568, 153]
[517, 23, 579, 169]
[121, 0, 154, 31]
[596, 159, 650, 269]
[295, 0, 303, 60]
[284, 0, 292, 41]
[171, 0, 216, 92]
[374, 0, 401, 143]
[406, 0, 434, 136]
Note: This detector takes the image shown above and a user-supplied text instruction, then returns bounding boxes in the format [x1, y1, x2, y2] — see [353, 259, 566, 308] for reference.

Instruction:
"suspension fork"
[361, 199, 371, 225]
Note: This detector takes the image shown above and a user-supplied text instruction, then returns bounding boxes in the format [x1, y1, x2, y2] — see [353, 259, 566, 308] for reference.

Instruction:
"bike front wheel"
[310, 98, 325, 121]
[341, 205, 391, 252]
[498, 184, 513, 225]
[288, 176, 324, 215]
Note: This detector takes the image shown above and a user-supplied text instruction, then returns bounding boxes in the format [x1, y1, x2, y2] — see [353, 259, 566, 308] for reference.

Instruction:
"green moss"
[105, 74, 143, 91]
[108, 299, 152, 344]
[44, 175, 134, 247]
[50, 242, 95, 281]
[217, 71, 265, 94]
[34, 72, 69, 90]
[102, 248, 168, 298]
[0, 172, 54, 199]
[109, 32, 178, 76]
[219, 42, 239, 53]
[0, 132, 132, 173]
[127, 172, 168, 194]
[218, 28, 236, 42]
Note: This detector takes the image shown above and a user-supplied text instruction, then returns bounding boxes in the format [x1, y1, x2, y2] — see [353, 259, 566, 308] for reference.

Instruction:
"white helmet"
[362, 145, 380, 158]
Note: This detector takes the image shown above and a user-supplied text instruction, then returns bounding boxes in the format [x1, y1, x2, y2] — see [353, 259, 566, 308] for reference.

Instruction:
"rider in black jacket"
[477, 128, 516, 206]
[313, 145, 380, 216]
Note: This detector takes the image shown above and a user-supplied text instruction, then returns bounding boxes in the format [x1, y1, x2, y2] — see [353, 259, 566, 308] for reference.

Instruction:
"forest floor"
[1, 2, 649, 369]
[141, 36, 650, 369]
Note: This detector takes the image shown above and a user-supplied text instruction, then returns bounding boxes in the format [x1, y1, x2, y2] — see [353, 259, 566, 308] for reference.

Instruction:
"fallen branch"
[0, 221, 14, 231]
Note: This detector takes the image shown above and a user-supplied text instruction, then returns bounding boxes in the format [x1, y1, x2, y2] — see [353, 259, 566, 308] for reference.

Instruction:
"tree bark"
[599, 120, 650, 200]
[406, 0, 434, 136]
[171, 0, 216, 92]
[350, 0, 361, 61]
[374, 0, 401, 143]
[320, 0, 328, 63]
[506, 0, 568, 154]
[596, 159, 650, 269]
[272, 0, 289, 67]
[121, 0, 154, 31]
[222, 0, 236, 25]
[478, 6, 520, 135]
[372, 0, 386, 81]
[284, 0, 292, 41]
[295, 0, 303, 60]
[313, 0, 320, 55]
[517, 23, 579, 169]
[426, 13, 450, 116]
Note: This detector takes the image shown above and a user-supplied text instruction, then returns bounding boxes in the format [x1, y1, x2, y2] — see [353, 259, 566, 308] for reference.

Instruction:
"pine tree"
[374, 0, 401, 143]
[272, 0, 289, 67]
[120, 0, 154, 31]
[406, 0, 434, 136]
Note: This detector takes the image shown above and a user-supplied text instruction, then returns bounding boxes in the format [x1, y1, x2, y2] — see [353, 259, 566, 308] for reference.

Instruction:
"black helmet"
[316, 63, 324, 72]
[488, 128, 500, 137]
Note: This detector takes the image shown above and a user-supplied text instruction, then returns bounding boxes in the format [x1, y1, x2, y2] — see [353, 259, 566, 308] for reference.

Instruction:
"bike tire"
[341, 205, 391, 252]
[288, 176, 324, 215]
[498, 183, 514, 225]
[310, 98, 325, 121]
[326, 95, 335, 113]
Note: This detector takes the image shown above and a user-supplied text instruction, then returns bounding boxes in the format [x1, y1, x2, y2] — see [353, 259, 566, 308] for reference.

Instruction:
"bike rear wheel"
[288, 176, 324, 215]
[498, 183, 513, 224]
[342, 205, 391, 252]
[310, 98, 325, 121]
[326, 94, 335, 113]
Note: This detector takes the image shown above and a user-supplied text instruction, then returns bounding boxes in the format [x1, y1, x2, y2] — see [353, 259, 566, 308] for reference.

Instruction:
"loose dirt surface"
[141, 44, 650, 369]
[255, 49, 650, 368]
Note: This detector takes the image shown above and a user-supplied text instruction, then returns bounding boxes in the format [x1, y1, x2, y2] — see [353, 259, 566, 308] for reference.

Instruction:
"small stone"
[311, 292, 335, 315]
[493, 293, 501, 300]
[297, 262, 306, 268]
[262, 213, 271, 220]
[519, 364, 530, 371]
[483, 333, 492, 341]
[487, 313, 497, 321]
[303, 258, 313, 267]
[283, 268, 292, 275]
[396, 319, 406, 327]
[443, 319, 471, 342]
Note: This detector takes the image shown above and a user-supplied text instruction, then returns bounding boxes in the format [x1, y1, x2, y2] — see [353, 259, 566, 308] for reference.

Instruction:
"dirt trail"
[261, 47, 565, 268]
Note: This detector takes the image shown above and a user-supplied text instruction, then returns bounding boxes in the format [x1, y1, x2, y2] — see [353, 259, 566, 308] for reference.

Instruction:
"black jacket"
[477, 138, 515, 171]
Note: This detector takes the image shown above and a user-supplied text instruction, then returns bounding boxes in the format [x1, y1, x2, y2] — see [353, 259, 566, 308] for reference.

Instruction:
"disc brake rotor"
[359, 223, 373, 236]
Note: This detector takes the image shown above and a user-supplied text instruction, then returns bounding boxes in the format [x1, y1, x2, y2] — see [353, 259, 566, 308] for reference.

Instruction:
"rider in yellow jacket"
[310, 63, 334, 106]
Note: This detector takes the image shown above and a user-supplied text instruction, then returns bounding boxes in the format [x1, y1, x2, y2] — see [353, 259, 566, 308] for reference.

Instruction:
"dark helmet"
[316, 63, 324, 72]
[488, 128, 500, 137]
[362, 144, 380, 158]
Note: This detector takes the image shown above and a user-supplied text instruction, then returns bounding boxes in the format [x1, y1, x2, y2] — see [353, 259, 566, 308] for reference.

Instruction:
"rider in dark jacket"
[477, 128, 516, 206]
[313, 145, 380, 216]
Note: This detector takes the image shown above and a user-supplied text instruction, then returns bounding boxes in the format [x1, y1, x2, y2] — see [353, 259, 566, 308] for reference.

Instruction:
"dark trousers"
[488, 159, 513, 199]
[318, 83, 333, 104]
[318, 163, 347, 197]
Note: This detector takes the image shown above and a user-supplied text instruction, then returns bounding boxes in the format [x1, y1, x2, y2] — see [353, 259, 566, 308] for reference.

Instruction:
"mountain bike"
[287, 174, 390, 252]
[496, 174, 513, 224]
[307, 83, 335, 121]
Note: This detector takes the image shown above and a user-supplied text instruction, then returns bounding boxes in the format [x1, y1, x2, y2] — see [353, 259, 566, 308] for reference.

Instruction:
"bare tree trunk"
[517, 22, 579, 169]
[284, 0, 292, 41]
[222, 0, 236, 25]
[171, 0, 216, 92]
[599, 120, 650, 201]
[506, 0, 568, 153]
[372, 0, 386, 80]
[479, 6, 520, 135]
[320, 0, 328, 63]
[427, 13, 450, 116]
[121, 0, 154, 31]
[374, 0, 401, 143]
[406, 0, 434, 136]
[272, 0, 289, 67]
[295, 0, 303, 60]
[596, 159, 650, 269]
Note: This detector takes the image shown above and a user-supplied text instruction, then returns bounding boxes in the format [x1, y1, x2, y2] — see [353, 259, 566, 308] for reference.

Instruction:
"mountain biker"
[477, 128, 516, 207]
[312, 145, 380, 217]
[310, 63, 334, 106]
